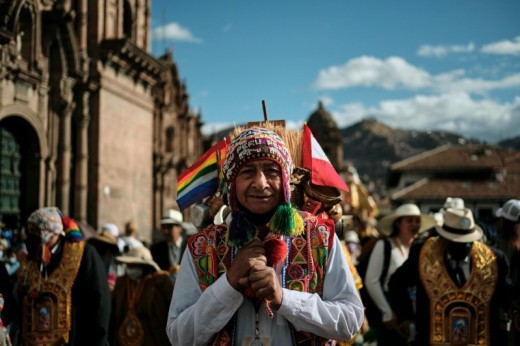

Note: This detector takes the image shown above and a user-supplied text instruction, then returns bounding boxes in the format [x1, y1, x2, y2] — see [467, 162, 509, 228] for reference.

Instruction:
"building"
[0, 0, 203, 241]
[307, 101, 344, 169]
[387, 144, 520, 223]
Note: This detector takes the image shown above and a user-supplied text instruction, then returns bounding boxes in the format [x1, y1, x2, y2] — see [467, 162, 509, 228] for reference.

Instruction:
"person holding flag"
[167, 126, 363, 345]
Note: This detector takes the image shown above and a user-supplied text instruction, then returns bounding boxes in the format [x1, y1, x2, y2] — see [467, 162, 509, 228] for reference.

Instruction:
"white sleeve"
[276, 234, 364, 340]
[166, 249, 244, 346]
[365, 239, 393, 322]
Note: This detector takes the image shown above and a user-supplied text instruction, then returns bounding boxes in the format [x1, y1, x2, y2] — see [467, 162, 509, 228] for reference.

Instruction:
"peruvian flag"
[302, 124, 349, 192]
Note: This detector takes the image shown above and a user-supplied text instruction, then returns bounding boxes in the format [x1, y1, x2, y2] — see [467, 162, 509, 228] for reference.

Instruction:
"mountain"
[203, 117, 520, 194]
[340, 117, 483, 188]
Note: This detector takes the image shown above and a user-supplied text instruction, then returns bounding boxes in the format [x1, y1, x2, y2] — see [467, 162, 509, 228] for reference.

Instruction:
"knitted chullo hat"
[222, 127, 304, 248]
[27, 207, 83, 264]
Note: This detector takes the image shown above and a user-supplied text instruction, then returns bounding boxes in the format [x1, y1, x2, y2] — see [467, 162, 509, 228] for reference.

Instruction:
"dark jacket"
[150, 237, 187, 271]
[388, 237, 512, 346]
[18, 241, 111, 346]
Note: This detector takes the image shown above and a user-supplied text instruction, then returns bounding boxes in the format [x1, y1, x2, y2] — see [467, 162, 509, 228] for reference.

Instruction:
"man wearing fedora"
[389, 207, 511, 346]
[150, 209, 187, 278]
[111, 247, 173, 345]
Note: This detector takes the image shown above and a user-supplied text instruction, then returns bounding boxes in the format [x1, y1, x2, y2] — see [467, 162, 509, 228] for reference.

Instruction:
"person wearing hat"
[495, 199, 520, 345]
[363, 203, 436, 346]
[88, 227, 122, 292]
[388, 207, 512, 346]
[150, 209, 187, 277]
[17, 207, 111, 345]
[166, 127, 363, 345]
[111, 247, 173, 346]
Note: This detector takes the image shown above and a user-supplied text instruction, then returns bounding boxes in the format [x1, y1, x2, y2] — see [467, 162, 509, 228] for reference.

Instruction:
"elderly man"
[388, 207, 511, 346]
[18, 207, 110, 345]
[167, 127, 364, 345]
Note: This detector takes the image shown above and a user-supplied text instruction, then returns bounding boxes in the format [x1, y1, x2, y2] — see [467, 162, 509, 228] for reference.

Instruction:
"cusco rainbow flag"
[176, 138, 228, 211]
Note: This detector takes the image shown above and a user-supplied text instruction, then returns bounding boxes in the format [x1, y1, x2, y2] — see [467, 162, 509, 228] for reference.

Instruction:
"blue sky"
[150, 0, 520, 143]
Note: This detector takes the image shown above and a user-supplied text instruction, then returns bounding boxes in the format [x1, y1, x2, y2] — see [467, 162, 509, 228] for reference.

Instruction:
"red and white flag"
[302, 124, 349, 192]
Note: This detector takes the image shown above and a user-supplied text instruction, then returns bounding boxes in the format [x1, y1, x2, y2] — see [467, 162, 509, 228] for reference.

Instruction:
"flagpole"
[262, 100, 268, 121]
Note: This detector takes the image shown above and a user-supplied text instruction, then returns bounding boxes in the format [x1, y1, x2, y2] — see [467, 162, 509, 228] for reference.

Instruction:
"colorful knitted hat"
[223, 127, 303, 247]
[27, 207, 83, 264]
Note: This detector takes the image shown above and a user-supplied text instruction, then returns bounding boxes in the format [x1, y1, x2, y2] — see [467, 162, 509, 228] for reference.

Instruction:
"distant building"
[387, 144, 520, 223]
[307, 101, 344, 170]
[0, 1, 203, 241]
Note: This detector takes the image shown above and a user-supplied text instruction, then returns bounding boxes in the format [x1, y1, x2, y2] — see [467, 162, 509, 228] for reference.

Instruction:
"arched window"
[17, 6, 34, 64]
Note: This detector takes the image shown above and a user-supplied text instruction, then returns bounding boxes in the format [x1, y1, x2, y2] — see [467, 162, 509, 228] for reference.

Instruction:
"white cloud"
[152, 22, 202, 43]
[314, 56, 520, 95]
[481, 36, 520, 55]
[314, 56, 431, 90]
[201, 122, 234, 136]
[434, 73, 520, 94]
[417, 42, 475, 57]
[333, 93, 520, 143]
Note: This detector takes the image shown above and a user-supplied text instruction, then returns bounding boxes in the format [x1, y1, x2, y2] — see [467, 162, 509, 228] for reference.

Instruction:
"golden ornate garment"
[20, 241, 84, 346]
[419, 238, 497, 346]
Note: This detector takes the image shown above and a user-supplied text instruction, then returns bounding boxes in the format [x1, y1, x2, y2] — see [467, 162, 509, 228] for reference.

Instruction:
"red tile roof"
[391, 145, 519, 171]
[392, 176, 520, 201]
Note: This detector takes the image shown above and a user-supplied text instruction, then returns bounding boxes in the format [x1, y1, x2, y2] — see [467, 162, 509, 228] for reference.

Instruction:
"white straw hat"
[378, 203, 437, 236]
[436, 208, 483, 243]
[160, 209, 183, 225]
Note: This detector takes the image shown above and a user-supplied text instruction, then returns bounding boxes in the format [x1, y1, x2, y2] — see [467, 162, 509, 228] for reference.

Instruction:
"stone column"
[74, 91, 90, 222]
[57, 101, 75, 215]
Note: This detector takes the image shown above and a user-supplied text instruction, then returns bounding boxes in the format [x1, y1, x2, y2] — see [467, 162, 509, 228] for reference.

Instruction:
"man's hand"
[226, 240, 266, 291]
[243, 261, 283, 310]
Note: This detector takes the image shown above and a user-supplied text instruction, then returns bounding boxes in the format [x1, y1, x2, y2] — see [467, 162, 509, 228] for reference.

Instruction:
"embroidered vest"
[419, 238, 498, 346]
[19, 241, 85, 346]
[187, 212, 335, 345]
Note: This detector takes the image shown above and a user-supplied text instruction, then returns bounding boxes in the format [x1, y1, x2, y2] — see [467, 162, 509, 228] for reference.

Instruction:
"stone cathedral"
[0, 0, 203, 241]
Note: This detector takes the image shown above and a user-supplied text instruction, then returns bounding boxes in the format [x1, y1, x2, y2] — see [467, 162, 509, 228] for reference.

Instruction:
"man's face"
[235, 160, 283, 215]
[161, 223, 182, 243]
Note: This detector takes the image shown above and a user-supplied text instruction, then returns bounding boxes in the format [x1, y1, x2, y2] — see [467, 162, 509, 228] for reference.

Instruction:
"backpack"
[356, 237, 391, 327]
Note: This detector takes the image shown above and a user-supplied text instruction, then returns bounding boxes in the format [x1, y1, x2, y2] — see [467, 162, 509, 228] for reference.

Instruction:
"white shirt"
[365, 238, 409, 322]
[166, 234, 364, 345]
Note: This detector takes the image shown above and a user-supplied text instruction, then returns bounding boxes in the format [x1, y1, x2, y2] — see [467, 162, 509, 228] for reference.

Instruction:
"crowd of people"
[0, 125, 518, 346]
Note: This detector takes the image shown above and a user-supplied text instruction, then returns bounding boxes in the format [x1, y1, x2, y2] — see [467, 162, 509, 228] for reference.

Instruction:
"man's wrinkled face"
[235, 160, 283, 215]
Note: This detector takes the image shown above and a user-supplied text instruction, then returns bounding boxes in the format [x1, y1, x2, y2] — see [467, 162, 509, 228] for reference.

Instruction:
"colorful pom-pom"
[264, 238, 288, 266]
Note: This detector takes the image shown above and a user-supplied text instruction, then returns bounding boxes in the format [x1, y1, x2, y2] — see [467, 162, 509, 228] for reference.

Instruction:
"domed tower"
[307, 101, 344, 169]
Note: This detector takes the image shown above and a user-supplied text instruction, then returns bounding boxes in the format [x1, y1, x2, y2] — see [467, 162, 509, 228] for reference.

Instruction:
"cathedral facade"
[0, 0, 203, 241]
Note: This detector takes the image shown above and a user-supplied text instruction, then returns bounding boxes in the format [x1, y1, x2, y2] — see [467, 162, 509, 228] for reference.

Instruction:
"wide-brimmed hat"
[160, 209, 183, 225]
[378, 203, 437, 236]
[436, 208, 483, 243]
[115, 247, 160, 271]
[89, 229, 120, 254]
[496, 199, 520, 223]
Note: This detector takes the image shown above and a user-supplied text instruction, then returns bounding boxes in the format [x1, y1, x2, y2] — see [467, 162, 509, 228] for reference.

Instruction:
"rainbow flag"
[177, 138, 228, 211]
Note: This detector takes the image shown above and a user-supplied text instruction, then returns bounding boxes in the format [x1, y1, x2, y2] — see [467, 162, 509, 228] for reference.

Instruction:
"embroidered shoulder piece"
[419, 238, 498, 346]
[20, 241, 85, 345]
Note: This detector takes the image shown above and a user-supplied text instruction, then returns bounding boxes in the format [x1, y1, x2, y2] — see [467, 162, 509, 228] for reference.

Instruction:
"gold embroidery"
[117, 276, 146, 346]
[20, 241, 85, 346]
[419, 238, 497, 346]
